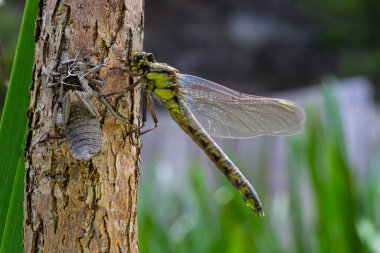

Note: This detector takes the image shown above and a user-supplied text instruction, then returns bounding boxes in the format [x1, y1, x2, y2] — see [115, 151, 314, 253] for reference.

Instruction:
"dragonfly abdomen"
[168, 98, 264, 217]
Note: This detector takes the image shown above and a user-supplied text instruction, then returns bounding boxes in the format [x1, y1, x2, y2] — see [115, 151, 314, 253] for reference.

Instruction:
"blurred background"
[1, 0, 380, 252]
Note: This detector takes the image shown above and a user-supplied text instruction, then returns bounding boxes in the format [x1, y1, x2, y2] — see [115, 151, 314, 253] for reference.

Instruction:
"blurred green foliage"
[138, 85, 379, 253]
[0, 5, 23, 71]
[0, 3, 24, 113]
[296, 0, 380, 82]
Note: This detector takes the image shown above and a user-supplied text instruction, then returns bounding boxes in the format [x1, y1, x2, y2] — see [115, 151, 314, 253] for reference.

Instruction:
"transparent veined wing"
[177, 74, 306, 139]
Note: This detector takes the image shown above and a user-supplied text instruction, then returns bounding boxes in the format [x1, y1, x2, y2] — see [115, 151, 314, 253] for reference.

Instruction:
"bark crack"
[57, 5, 71, 58]
[109, 0, 126, 46]
[49, 151, 58, 233]
[100, 214, 111, 252]
[92, 20, 99, 46]
[31, 218, 44, 252]
[125, 175, 134, 253]
[125, 27, 133, 63]
[51, 0, 63, 24]
[76, 161, 104, 250]
[34, 0, 45, 42]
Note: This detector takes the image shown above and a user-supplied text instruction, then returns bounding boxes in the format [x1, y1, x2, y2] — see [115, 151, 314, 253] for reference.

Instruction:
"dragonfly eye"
[134, 52, 145, 63]
[147, 53, 155, 62]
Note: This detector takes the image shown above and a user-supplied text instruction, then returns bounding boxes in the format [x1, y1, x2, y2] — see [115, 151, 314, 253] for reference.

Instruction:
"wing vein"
[176, 74, 306, 139]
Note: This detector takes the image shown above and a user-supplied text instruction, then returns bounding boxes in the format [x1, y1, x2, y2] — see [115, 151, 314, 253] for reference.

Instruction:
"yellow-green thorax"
[131, 51, 179, 103]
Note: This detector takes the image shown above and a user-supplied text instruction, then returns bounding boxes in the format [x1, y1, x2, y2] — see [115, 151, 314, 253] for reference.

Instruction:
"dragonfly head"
[132, 51, 179, 80]
[131, 51, 155, 71]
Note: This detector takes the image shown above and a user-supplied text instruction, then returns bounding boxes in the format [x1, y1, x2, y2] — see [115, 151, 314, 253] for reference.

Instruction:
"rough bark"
[24, 0, 144, 252]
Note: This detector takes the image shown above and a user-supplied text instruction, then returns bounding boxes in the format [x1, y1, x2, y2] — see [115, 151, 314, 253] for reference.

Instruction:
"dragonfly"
[108, 51, 306, 217]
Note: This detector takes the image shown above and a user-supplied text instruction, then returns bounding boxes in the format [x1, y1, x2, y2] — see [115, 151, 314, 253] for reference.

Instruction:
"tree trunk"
[24, 1, 144, 252]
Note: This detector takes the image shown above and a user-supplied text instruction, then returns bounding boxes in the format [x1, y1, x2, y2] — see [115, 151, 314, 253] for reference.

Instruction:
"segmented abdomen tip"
[256, 209, 265, 217]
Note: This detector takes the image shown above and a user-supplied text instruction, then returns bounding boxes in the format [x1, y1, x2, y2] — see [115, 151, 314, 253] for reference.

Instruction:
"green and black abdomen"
[167, 98, 264, 216]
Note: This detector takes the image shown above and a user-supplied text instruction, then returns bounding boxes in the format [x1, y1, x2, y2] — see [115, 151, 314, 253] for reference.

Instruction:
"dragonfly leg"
[97, 79, 147, 134]
[46, 82, 62, 88]
[79, 63, 107, 80]
[139, 93, 158, 135]
[108, 66, 137, 77]
[99, 96, 135, 128]
[124, 88, 158, 136]
[98, 78, 158, 136]
[124, 87, 148, 136]
[101, 78, 143, 97]
[73, 91, 101, 118]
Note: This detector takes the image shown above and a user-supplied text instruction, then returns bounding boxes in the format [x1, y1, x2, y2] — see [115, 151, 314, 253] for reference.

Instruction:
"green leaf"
[0, 158, 25, 253]
[0, 0, 38, 251]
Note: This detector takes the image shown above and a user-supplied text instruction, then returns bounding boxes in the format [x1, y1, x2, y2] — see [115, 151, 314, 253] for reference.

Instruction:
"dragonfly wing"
[177, 74, 306, 139]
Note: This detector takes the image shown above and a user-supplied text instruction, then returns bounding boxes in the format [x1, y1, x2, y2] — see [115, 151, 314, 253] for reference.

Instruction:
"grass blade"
[0, 158, 25, 253]
[0, 0, 38, 250]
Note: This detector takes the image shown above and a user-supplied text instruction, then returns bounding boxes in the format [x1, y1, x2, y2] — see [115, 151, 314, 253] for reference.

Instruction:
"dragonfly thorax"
[132, 51, 180, 102]
[145, 72, 178, 101]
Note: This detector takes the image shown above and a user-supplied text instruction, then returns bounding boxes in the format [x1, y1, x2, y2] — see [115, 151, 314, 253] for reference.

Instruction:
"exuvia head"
[132, 51, 155, 68]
